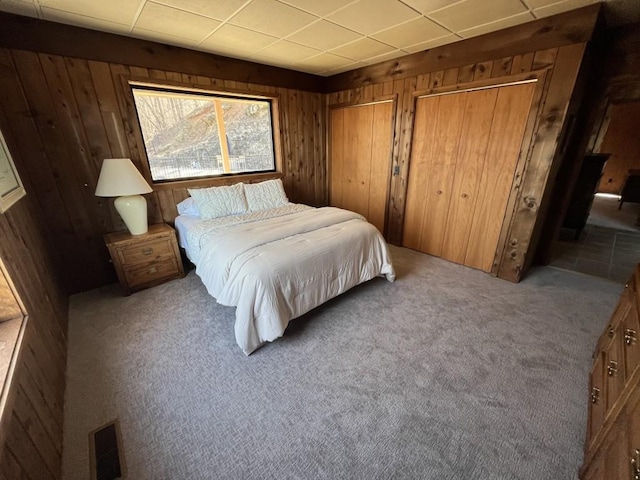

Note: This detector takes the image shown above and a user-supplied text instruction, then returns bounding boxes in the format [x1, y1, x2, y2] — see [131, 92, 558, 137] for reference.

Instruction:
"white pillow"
[176, 197, 200, 217]
[187, 183, 248, 219]
[244, 179, 288, 212]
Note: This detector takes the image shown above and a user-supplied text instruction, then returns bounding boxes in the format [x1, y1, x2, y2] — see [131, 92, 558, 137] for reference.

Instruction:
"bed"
[174, 179, 395, 355]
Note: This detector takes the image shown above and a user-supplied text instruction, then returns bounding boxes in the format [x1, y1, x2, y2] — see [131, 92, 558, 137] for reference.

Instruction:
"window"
[131, 85, 276, 182]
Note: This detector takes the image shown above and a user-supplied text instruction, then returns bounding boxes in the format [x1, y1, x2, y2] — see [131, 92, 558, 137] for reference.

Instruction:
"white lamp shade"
[96, 158, 153, 235]
[95, 158, 152, 197]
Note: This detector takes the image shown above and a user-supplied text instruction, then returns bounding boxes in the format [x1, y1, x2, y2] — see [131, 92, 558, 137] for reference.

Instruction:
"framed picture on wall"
[0, 128, 25, 213]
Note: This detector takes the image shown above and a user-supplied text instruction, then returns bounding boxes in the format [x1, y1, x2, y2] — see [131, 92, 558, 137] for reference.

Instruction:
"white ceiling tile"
[318, 61, 367, 76]
[41, 7, 132, 33]
[201, 23, 278, 52]
[153, 0, 248, 20]
[533, 0, 596, 18]
[403, 33, 460, 53]
[229, 0, 317, 38]
[38, 0, 140, 25]
[135, 2, 221, 42]
[361, 49, 406, 64]
[329, 37, 395, 61]
[523, 0, 591, 9]
[327, 0, 420, 35]
[286, 20, 361, 51]
[372, 16, 450, 48]
[295, 52, 354, 70]
[131, 27, 200, 48]
[428, 0, 528, 32]
[256, 39, 322, 61]
[278, 0, 356, 17]
[458, 12, 535, 38]
[0, 0, 38, 17]
[401, 0, 465, 14]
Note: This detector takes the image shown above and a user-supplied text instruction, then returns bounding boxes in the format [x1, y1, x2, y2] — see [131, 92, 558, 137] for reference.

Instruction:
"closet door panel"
[368, 102, 393, 233]
[441, 89, 498, 264]
[419, 93, 465, 257]
[465, 83, 536, 272]
[404, 96, 440, 250]
[330, 108, 345, 209]
[342, 105, 374, 219]
[330, 103, 393, 233]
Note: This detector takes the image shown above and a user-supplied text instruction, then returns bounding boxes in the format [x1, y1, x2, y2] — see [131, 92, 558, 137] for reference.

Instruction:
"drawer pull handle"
[148, 267, 158, 274]
[607, 325, 614, 338]
[590, 387, 600, 404]
[607, 360, 618, 377]
[142, 248, 153, 256]
[632, 449, 640, 480]
[626, 329, 637, 346]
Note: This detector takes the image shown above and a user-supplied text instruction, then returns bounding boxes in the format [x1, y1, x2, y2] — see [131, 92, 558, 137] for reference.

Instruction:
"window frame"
[122, 77, 284, 189]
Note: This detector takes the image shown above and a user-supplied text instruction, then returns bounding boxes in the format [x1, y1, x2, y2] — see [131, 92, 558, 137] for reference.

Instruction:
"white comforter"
[190, 205, 395, 355]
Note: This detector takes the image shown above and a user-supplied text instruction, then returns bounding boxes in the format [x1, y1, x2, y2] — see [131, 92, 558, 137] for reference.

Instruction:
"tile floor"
[549, 194, 640, 283]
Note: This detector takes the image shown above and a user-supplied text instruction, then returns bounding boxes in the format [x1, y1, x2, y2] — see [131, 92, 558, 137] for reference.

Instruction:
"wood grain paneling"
[0, 110, 68, 479]
[0, 48, 326, 293]
[596, 101, 640, 194]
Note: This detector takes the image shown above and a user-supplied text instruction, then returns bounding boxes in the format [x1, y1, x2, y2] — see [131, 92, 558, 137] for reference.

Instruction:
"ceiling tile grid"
[0, 0, 632, 76]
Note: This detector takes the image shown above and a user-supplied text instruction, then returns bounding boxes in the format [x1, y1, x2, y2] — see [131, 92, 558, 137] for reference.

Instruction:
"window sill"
[151, 171, 284, 190]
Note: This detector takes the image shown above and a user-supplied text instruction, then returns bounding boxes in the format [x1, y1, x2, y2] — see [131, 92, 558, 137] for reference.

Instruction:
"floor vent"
[89, 419, 126, 480]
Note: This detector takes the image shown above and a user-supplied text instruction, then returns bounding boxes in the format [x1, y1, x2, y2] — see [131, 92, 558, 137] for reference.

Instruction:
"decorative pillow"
[244, 179, 289, 212]
[176, 197, 200, 217]
[187, 183, 248, 219]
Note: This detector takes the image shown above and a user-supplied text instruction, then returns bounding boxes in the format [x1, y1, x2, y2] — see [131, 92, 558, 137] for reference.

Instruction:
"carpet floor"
[62, 246, 623, 480]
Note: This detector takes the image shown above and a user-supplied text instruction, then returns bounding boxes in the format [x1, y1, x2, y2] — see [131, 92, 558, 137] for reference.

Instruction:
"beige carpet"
[62, 246, 623, 480]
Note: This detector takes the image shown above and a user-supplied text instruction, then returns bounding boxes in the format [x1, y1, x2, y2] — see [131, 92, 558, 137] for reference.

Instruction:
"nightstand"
[104, 224, 185, 296]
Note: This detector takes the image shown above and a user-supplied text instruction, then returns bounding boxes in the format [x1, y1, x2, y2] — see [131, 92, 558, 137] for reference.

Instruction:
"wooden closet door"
[403, 81, 536, 272]
[440, 89, 498, 264]
[404, 93, 465, 256]
[330, 103, 393, 233]
[464, 82, 536, 272]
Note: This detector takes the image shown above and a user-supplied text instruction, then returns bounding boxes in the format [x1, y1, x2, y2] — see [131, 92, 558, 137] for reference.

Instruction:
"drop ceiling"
[0, 0, 637, 76]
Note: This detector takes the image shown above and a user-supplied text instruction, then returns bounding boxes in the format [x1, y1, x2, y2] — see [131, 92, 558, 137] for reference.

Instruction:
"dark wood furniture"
[580, 264, 640, 479]
[562, 153, 610, 239]
[104, 224, 184, 296]
[619, 169, 640, 211]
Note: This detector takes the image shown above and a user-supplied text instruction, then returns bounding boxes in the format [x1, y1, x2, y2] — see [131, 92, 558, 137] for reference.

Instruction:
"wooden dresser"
[104, 223, 185, 296]
[580, 264, 640, 479]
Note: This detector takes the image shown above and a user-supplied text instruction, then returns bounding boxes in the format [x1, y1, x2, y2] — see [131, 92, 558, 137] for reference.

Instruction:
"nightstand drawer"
[118, 238, 173, 265]
[124, 257, 180, 289]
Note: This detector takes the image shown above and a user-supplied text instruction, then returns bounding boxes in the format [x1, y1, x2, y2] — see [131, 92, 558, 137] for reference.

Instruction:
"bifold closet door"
[403, 82, 536, 272]
[330, 102, 393, 233]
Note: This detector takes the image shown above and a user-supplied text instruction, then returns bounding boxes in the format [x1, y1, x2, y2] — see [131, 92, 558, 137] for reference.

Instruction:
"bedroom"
[0, 0, 639, 479]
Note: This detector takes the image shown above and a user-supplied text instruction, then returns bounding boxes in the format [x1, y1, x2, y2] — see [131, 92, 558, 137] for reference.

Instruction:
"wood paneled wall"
[327, 43, 588, 282]
[0, 47, 325, 294]
[597, 101, 640, 194]
[0, 112, 68, 479]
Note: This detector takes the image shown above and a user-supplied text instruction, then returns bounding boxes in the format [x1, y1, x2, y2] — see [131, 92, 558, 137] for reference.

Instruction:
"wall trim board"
[324, 4, 601, 92]
[0, 12, 323, 93]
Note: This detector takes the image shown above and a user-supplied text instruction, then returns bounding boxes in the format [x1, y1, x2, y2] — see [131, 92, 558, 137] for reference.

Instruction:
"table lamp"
[95, 158, 153, 235]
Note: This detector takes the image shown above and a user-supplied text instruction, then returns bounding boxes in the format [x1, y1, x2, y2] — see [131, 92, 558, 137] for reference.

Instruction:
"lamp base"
[114, 195, 148, 235]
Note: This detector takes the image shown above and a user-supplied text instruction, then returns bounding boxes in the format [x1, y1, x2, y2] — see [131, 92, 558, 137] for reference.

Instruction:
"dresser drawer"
[117, 237, 174, 265]
[123, 257, 181, 289]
